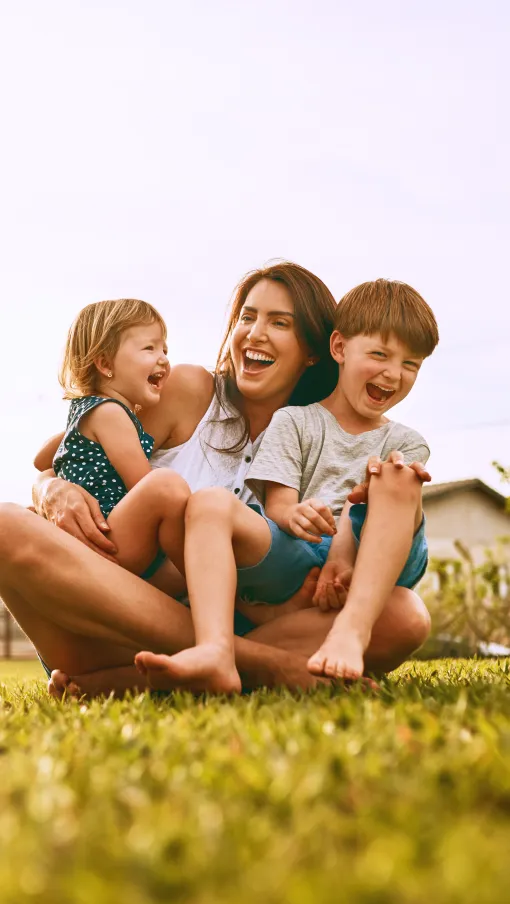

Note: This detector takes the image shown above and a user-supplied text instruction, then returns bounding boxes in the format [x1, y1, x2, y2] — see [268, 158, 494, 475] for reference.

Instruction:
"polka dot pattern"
[53, 396, 154, 517]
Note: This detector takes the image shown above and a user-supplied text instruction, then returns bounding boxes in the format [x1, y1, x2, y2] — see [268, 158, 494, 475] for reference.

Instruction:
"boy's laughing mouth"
[242, 348, 276, 374]
[366, 382, 396, 403]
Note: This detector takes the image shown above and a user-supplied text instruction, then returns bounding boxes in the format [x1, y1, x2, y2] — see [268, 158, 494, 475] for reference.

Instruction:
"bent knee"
[0, 503, 39, 564]
[142, 469, 190, 502]
[185, 487, 234, 524]
[394, 587, 431, 653]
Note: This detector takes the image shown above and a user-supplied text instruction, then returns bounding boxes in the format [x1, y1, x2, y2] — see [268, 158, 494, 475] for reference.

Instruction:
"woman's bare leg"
[247, 585, 430, 675]
[48, 664, 149, 700]
[134, 583, 429, 692]
[0, 504, 320, 692]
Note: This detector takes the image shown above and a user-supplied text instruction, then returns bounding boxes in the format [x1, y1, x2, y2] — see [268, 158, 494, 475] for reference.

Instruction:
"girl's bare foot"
[307, 621, 366, 680]
[47, 670, 82, 700]
[135, 645, 242, 695]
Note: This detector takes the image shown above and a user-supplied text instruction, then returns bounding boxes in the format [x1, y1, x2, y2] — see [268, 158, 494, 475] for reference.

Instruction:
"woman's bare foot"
[135, 644, 242, 695]
[47, 670, 82, 700]
[307, 620, 367, 680]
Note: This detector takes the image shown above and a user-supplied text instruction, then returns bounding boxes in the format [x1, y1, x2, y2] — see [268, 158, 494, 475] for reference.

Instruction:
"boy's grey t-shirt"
[245, 403, 429, 517]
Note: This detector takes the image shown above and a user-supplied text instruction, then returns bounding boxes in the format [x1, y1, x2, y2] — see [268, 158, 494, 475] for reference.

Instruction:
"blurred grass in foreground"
[0, 658, 509, 904]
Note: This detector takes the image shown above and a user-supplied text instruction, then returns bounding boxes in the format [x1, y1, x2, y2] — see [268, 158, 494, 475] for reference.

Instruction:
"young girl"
[53, 298, 189, 589]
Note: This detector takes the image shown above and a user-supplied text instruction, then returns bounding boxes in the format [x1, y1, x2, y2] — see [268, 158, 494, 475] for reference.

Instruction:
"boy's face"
[331, 331, 424, 420]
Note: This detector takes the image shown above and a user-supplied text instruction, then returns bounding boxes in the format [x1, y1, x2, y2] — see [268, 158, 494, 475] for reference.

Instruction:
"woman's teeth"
[244, 350, 275, 364]
[242, 350, 275, 373]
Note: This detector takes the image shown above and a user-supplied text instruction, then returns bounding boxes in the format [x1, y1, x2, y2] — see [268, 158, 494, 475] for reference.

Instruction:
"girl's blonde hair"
[59, 299, 167, 399]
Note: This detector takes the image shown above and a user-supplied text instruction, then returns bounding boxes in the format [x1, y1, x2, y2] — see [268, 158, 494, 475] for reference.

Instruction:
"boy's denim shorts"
[237, 503, 428, 606]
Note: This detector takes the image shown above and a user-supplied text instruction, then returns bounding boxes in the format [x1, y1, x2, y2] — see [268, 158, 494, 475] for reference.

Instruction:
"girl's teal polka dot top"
[53, 396, 154, 518]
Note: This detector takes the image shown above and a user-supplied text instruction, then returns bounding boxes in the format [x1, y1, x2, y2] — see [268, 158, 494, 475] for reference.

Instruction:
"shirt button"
[234, 488, 240, 495]
[245, 455, 252, 463]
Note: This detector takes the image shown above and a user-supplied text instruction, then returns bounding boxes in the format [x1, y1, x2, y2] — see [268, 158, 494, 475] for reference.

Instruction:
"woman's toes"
[48, 669, 70, 699]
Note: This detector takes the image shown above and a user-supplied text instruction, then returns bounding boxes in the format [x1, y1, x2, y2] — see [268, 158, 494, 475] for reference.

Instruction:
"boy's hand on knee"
[348, 455, 432, 504]
[313, 562, 353, 611]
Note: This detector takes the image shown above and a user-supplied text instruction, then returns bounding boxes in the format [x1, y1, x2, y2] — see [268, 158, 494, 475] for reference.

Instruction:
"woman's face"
[230, 279, 311, 405]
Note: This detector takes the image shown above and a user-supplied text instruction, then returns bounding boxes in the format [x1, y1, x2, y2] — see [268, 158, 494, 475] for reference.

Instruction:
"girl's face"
[230, 279, 312, 406]
[101, 322, 170, 409]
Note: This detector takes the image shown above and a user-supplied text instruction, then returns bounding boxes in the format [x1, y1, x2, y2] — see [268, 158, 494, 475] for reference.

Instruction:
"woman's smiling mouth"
[242, 348, 276, 374]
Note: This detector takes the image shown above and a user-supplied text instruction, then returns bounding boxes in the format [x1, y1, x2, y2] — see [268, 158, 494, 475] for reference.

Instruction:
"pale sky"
[0, 0, 509, 505]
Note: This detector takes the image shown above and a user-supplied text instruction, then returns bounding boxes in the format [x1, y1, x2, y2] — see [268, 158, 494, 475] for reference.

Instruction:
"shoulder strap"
[68, 396, 144, 439]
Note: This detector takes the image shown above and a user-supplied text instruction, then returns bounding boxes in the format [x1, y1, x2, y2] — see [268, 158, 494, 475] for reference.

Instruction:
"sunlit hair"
[334, 279, 439, 357]
[59, 299, 167, 399]
[214, 261, 338, 451]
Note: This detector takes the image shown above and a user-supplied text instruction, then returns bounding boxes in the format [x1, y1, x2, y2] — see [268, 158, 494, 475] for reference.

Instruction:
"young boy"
[241, 277, 439, 680]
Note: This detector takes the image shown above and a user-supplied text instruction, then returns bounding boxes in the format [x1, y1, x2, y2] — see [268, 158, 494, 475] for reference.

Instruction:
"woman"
[0, 262, 430, 695]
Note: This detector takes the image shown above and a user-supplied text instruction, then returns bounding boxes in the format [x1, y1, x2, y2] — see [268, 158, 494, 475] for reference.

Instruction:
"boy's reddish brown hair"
[334, 279, 439, 357]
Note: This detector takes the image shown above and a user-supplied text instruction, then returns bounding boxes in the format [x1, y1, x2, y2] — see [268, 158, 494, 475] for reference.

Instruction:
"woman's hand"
[313, 561, 353, 611]
[347, 453, 431, 505]
[37, 476, 118, 560]
[287, 498, 336, 543]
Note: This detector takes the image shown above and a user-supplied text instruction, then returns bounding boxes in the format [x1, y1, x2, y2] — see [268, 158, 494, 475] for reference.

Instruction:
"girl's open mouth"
[242, 349, 275, 374]
[366, 382, 396, 403]
[147, 371, 165, 389]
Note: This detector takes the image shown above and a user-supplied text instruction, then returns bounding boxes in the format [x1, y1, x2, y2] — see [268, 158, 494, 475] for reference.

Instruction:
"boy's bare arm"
[264, 482, 336, 542]
[313, 503, 357, 611]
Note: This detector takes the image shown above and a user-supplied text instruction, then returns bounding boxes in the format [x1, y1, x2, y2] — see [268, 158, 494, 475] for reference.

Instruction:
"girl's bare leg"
[107, 469, 189, 578]
[141, 488, 273, 694]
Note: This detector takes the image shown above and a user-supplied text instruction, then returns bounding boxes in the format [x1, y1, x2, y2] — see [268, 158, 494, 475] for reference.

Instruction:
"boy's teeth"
[366, 382, 395, 402]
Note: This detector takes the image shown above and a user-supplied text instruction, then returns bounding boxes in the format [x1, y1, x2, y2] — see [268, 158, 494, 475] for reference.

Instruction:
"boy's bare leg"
[137, 488, 274, 694]
[308, 462, 424, 679]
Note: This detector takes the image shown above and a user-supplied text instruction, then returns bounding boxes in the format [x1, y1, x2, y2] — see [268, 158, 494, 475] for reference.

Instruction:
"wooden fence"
[0, 601, 37, 659]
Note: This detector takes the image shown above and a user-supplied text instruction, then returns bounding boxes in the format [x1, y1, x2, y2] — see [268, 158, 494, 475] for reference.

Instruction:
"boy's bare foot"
[307, 622, 366, 680]
[47, 670, 82, 700]
[135, 645, 242, 695]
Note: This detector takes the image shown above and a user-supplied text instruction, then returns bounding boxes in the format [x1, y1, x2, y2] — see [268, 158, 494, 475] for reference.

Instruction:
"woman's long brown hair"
[213, 261, 338, 451]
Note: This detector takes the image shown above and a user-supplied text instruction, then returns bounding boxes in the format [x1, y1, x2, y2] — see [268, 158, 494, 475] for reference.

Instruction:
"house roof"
[422, 478, 508, 509]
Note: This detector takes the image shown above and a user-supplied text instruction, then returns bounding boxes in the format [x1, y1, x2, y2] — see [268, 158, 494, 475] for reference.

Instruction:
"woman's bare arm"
[141, 364, 214, 449]
[32, 470, 117, 558]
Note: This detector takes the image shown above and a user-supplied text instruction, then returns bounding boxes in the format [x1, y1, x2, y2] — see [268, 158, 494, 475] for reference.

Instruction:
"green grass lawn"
[0, 659, 509, 904]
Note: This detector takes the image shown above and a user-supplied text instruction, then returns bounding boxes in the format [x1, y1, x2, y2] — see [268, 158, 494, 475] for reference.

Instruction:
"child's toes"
[307, 652, 327, 675]
[324, 659, 342, 678]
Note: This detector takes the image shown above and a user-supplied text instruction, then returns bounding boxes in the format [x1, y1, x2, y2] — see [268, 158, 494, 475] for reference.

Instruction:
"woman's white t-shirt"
[150, 390, 263, 505]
